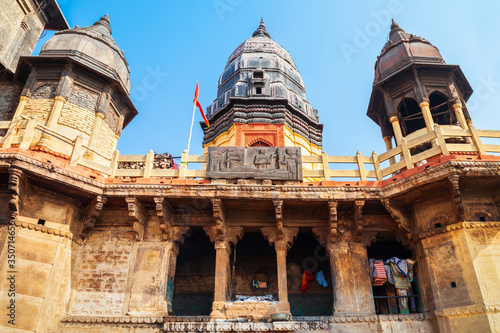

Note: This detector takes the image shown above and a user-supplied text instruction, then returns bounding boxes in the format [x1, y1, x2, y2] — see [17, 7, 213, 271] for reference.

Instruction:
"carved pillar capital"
[204, 226, 244, 246]
[261, 227, 298, 250]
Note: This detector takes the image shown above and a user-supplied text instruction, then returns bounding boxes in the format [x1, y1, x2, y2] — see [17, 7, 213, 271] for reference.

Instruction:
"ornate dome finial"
[252, 18, 271, 38]
[390, 19, 404, 35]
[93, 14, 112, 34]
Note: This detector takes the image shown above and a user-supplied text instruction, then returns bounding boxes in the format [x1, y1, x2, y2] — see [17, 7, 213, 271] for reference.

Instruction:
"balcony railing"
[1, 117, 500, 181]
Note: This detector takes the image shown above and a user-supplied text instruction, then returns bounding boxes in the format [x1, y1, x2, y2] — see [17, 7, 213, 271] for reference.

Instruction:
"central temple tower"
[202, 20, 323, 156]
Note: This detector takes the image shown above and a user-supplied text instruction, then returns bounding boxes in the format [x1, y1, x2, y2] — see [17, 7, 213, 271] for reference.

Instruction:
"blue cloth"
[385, 257, 408, 277]
[315, 270, 328, 288]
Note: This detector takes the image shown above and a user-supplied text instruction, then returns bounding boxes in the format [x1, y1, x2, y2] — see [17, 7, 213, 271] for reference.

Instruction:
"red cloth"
[193, 82, 209, 127]
[372, 262, 387, 286]
[301, 270, 314, 292]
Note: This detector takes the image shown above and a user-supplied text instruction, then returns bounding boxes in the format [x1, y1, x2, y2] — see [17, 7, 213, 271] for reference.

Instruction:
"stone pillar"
[328, 242, 375, 315]
[419, 101, 435, 132]
[12, 95, 29, 120]
[275, 240, 290, 314]
[452, 102, 468, 130]
[84, 112, 105, 160]
[38, 95, 66, 148]
[389, 116, 403, 146]
[383, 136, 396, 165]
[212, 239, 231, 317]
[164, 240, 180, 315]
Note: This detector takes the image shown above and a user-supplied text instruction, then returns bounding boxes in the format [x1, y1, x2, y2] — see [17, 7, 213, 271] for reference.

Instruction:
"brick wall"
[0, 77, 22, 121]
[22, 98, 54, 122]
[95, 122, 117, 159]
[58, 102, 95, 136]
[69, 231, 134, 316]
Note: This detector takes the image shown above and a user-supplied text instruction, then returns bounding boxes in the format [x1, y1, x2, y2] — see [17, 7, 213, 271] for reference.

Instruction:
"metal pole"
[186, 100, 197, 158]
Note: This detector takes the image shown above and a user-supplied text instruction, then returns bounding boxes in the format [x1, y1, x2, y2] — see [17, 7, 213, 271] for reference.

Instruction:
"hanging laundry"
[301, 270, 314, 292]
[408, 287, 417, 312]
[407, 259, 416, 282]
[369, 259, 387, 286]
[385, 257, 410, 289]
[397, 289, 410, 314]
[384, 264, 394, 285]
[315, 270, 328, 287]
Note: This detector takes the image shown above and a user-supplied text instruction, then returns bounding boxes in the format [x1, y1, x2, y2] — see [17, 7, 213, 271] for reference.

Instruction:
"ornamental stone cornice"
[418, 221, 500, 239]
[15, 220, 82, 245]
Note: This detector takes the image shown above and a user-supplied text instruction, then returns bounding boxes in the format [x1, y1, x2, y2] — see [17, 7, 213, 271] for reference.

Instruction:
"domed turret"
[203, 20, 323, 156]
[367, 20, 472, 153]
[374, 20, 444, 83]
[10, 14, 137, 167]
[40, 14, 131, 93]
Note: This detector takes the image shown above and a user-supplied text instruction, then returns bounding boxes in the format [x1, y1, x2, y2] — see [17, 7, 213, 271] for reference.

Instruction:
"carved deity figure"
[254, 149, 274, 169]
[279, 148, 299, 179]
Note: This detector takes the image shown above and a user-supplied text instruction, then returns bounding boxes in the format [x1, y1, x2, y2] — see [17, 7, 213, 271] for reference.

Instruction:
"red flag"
[194, 81, 209, 127]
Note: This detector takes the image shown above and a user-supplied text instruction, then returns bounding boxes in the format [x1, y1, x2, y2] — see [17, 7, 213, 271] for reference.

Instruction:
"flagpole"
[186, 99, 197, 158]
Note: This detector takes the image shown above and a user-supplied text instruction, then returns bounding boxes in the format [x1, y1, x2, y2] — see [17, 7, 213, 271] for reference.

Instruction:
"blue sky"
[34, 0, 500, 158]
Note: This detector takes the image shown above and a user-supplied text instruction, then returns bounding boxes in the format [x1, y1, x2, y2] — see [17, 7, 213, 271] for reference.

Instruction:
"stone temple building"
[0, 1, 499, 332]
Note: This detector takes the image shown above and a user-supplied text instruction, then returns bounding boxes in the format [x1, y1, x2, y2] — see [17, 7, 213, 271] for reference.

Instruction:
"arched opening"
[398, 98, 425, 136]
[429, 91, 456, 126]
[172, 230, 215, 316]
[231, 232, 278, 302]
[287, 232, 333, 316]
[367, 237, 421, 315]
[250, 140, 271, 147]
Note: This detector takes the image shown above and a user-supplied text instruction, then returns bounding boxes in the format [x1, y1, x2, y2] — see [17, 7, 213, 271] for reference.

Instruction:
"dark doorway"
[287, 232, 333, 316]
[172, 230, 215, 316]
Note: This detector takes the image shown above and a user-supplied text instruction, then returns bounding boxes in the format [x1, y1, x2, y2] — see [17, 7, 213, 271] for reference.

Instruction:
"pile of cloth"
[369, 259, 387, 286]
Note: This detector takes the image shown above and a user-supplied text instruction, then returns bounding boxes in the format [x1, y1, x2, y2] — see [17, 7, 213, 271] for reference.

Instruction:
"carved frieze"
[206, 147, 302, 180]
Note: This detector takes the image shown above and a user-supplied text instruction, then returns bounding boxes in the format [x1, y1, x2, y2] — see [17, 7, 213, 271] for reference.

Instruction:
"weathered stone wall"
[0, 0, 46, 73]
[70, 230, 134, 316]
[0, 224, 74, 332]
[0, 75, 22, 121]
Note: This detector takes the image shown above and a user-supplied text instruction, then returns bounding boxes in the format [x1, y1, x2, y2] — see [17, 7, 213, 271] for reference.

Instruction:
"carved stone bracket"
[8, 168, 26, 220]
[81, 195, 107, 238]
[328, 200, 338, 242]
[204, 226, 244, 246]
[212, 198, 227, 239]
[382, 198, 412, 240]
[448, 175, 464, 221]
[261, 227, 298, 250]
[126, 197, 148, 241]
[273, 200, 284, 239]
[354, 200, 365, 241]
[154, 197, 174, 240]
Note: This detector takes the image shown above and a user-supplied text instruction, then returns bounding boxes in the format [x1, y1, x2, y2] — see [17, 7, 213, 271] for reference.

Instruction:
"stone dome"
[40, 14, 131, 93]
[206, 19, 318, 122]
[374, 20, 445, 83]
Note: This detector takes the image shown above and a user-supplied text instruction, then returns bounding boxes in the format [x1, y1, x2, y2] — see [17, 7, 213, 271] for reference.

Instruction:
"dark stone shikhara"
[206, 147, 302, 180]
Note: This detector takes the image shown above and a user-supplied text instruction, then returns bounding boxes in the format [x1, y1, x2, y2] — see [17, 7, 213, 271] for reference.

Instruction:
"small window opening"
[451, 282, 457, 288]
[434, 223, 442, 229]
[256, 87, 262, 95]
[38, 219, 45, 226]
[479, 216, 486, 222]
[253, 71, 264, 79]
